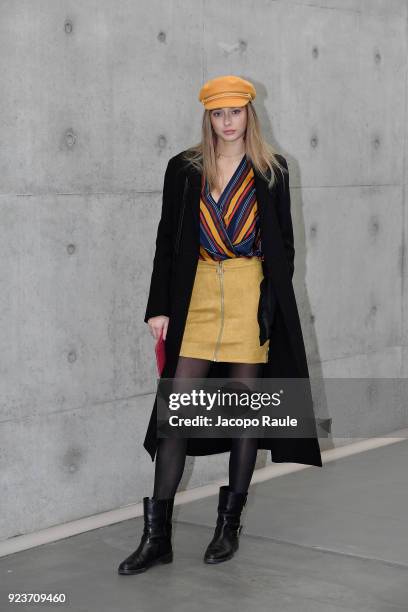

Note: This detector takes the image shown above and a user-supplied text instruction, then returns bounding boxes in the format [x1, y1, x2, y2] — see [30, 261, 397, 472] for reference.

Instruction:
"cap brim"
[204, 97, 251, 110]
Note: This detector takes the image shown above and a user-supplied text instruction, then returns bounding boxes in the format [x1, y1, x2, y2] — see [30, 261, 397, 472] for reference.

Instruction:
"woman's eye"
[212, 109, 240, 118]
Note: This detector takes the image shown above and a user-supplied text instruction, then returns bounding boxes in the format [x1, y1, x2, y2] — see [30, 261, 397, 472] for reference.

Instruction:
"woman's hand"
[147, 315, 169, 341]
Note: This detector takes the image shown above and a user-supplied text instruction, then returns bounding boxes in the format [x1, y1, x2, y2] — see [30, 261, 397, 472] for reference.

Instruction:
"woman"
[118, 75, 322, 576]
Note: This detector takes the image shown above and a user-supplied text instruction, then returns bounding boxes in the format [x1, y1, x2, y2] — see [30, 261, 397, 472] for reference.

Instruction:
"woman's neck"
[215, 138, 245, 159]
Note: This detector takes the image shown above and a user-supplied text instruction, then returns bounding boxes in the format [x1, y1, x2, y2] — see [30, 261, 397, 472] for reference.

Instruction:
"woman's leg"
[152, 356, 212, 499]
[227, 362, 262, 493]
[118, 356, 213, 575]
[203, 361, 262, 564]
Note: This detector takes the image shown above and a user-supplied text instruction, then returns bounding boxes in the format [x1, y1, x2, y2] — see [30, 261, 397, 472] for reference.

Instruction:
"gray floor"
[2, 440, 408, 612]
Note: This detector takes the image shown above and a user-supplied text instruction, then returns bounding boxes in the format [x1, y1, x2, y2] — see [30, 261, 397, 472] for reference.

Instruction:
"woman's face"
[209, 105, 248, 145]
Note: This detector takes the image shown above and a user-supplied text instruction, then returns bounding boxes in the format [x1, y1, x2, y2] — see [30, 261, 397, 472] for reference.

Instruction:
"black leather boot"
[118, 496, 174, 575]
[203, 485, 248, 564]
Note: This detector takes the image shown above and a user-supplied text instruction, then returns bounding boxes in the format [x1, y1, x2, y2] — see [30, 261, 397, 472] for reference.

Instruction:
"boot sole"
[118, 551, 173, 575]
[204, 545, 239, 564]
[204, 551, 234, 564]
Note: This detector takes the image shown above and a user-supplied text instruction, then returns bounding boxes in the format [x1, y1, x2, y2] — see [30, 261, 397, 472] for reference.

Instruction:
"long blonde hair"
[181, 101, 286, 192]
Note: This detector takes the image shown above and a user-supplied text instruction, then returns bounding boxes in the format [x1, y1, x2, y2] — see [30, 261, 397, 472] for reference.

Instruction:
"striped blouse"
[199, 154, 263, 261]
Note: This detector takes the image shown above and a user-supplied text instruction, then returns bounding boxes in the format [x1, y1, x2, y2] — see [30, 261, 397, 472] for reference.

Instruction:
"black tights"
[152, 356, 261, 499]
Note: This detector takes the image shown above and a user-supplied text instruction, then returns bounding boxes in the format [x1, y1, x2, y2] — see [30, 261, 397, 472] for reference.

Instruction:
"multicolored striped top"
[199, 154, 263, 261]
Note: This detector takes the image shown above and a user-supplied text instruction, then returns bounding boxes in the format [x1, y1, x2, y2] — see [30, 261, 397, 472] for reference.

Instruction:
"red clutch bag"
[155, 330, 166, 375]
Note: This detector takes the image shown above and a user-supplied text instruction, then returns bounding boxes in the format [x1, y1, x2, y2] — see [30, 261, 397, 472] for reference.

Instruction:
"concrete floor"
[1, 440, 408, 612]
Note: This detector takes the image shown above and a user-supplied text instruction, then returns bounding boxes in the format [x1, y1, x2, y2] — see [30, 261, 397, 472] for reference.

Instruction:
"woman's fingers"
[162, 318, 169, 341]
[148, 316, 169, 340]
[150, 323, 161, 340]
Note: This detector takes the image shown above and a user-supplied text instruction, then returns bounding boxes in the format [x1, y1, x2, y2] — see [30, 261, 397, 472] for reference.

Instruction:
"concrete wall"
[1, 0, 407, 541]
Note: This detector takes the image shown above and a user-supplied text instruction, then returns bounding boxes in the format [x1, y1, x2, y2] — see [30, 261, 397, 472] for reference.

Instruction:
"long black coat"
[143, 151, 322, 468]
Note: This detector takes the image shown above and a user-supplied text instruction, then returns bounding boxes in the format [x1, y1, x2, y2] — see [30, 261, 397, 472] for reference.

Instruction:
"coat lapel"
[184, 165, 202, 231]
[252, 164, 270, 229]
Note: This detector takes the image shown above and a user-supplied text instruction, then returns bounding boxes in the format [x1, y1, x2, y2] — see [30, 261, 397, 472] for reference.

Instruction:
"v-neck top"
[199, 154, 263, 261]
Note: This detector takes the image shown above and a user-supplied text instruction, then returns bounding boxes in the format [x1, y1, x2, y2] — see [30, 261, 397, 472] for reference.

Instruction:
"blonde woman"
[118, 75, 322, 575]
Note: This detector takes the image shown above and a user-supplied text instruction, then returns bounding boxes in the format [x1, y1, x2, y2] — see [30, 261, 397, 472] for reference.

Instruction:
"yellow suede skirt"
[179, 256, 269, 363]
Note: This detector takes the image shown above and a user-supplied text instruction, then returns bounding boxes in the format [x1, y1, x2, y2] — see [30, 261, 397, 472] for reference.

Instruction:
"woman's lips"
[223, 130, 236, 134]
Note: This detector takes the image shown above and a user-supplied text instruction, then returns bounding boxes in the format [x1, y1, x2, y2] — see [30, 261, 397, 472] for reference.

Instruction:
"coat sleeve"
[275, 156, 295, 280]
[144, 157, 176, 323]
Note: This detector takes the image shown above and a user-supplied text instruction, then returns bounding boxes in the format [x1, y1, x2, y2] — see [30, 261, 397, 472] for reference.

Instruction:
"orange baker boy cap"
[198, 75, 256, 110]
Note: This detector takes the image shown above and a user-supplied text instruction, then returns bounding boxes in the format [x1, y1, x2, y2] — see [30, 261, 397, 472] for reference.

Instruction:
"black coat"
[143, 151, 323, 468]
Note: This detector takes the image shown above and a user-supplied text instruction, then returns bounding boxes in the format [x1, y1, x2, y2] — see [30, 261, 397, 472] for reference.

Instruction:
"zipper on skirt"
[213, 261, 224, 362]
